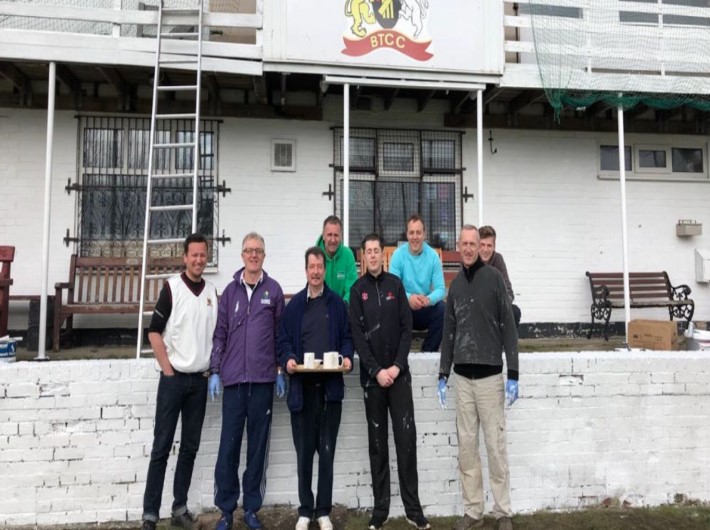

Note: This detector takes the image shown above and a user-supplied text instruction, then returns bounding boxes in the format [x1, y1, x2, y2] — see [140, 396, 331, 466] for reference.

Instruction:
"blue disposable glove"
[437, 378, 448, 410]
[505, 379, 519, 408]
[208, 374, 221, 402]
[276, 373, 286, 398]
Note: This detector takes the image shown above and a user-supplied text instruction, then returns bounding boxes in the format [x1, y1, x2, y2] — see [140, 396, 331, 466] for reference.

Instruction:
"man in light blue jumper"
[389, 214, 446, 352]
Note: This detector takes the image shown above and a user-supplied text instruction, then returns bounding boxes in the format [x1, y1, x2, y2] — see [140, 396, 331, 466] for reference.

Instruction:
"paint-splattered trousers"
[363, 371, 425, 520]
[214, 382, 274, 516]
[290, 378, 342, 519]
[454, 372, 512, 520]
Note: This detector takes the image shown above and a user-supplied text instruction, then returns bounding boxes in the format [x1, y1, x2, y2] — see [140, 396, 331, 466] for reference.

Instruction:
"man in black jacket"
[349, 234, 430, 530]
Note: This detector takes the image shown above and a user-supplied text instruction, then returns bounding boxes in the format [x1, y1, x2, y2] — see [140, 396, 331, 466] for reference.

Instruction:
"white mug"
[303, 352, 315, 369]
[323, 351, 344, 369]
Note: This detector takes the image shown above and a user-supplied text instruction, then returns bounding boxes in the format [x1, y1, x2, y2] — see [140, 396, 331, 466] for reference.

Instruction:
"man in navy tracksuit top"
[208, 232, 286, 530]
[349, 234, 431, 530]
[277, 246, 353, 530]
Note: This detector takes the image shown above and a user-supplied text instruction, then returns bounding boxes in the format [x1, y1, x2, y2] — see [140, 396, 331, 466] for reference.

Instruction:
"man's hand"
[408, 294, 424, 310]
[276, 373, 286, 398]
[385, 365, 401, 380]
[343, 357, 352, 372]
[505, 380, 519, 407]
[286, 359, 298, 374]
[437, 377, 447, 410]
[376, 369, 394, 388]
[208, 374, 221, 402]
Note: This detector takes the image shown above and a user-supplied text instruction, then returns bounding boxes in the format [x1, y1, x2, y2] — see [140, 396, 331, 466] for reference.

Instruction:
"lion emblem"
[345, 0, 375, 37]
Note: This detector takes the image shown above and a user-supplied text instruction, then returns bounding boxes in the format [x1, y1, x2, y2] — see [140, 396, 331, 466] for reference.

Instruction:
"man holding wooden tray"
[277, 246, 353, 530]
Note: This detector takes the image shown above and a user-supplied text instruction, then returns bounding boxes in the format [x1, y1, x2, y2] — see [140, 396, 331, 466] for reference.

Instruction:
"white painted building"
[1, 0, 710, 338]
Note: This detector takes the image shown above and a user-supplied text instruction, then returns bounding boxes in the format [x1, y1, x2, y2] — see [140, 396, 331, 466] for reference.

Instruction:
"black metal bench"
[585, 271, 694, 339]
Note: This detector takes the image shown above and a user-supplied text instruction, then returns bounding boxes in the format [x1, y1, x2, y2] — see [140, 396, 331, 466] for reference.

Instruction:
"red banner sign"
[342, 30, 433, 61]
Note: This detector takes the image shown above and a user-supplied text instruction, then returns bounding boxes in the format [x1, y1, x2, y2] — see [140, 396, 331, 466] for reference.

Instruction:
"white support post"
[617, 103, 631, 340]
[477, 89, 483, 227]
[343, 83, 350, 247]
[37, 61, 56, 361]
[112, 0, 122, 37]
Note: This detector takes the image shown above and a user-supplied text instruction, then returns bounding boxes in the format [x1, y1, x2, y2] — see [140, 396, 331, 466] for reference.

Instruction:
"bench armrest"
[0, 278, 13, 288]
[671, 283, 692, 301]
[54, 282, 71, 290]
[590, 284, 610, 305]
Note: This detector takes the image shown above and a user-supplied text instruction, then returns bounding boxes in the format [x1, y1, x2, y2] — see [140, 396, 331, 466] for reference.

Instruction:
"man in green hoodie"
[316, 215, 358, 303]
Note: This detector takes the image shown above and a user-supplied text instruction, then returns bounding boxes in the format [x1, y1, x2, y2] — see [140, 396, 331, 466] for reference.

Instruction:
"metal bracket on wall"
[322, 183, 335, 201]
[63, 228, 79, 247]
[65, 178, 82, 195]
[217, 180, 231, 198]
[214, 229, 231, 247]
[462, 186, 474, 203]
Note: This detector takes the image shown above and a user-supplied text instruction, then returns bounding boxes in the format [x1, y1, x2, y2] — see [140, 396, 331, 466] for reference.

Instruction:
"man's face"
[363, 240, 383, 276]
[479, 236, 496, 264]
[306, 253, 325, 291]
[241, 237, 265, 276]
[183, 242, 208, 281]
[406, 220, 425, 254]
[458, 228, 480, 267]
[322, 222, 342, 257]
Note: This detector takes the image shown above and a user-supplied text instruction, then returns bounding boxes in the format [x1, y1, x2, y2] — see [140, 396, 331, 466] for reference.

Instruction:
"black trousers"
[290, 379, 342, 518]
[363, 371, 424, 520]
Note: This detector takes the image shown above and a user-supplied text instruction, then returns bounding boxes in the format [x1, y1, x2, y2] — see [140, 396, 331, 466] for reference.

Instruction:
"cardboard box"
[628, 320, 678, 350]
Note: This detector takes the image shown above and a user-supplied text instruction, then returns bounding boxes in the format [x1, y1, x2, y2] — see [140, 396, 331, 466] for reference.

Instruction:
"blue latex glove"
[276, 373, 286, 398]
[208, 374, 221, 402]
[437, 378, 448, 410]
[505, 379, 519, 408]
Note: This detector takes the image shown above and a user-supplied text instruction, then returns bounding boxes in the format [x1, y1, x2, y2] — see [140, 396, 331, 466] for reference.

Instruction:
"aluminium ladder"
[136, 0, 205, 358]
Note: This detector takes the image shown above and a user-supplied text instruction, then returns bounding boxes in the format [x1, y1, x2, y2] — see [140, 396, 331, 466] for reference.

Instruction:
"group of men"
[140, 214, 521, 530]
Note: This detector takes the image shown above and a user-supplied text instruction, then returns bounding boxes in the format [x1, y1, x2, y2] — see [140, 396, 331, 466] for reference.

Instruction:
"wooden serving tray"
[294, 364, 348, 373]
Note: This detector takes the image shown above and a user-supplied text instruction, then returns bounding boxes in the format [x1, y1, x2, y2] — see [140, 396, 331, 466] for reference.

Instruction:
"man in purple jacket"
[208, 232, 286, 530]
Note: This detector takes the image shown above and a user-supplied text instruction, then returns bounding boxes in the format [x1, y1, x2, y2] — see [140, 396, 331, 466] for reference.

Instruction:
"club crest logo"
[386, 291, 395, 301]
[343, 0, 433, 61]
[362, 292, 369, 301]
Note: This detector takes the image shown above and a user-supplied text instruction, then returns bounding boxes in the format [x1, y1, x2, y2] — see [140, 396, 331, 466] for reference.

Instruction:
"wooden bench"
[0, 246, 15, 337]
[53, 255, 184, 352]
[585, 271, 694, 340]
[357, 246, 461, 289]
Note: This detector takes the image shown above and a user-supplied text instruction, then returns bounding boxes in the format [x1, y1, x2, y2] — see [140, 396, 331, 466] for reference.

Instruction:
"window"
[598, 139, 707, 180]
[271, 139, 296, 171]
[620, 0, 710, 27]
[76, 116, 221, 263]
[333, 128, 463, 251]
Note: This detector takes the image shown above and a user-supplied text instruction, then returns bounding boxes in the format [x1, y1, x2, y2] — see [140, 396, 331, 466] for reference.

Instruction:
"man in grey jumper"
[438, 225, 519, 530]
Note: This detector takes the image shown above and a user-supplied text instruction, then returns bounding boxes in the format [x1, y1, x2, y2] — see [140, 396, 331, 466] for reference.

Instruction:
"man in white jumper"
[141, 233, 219, 530]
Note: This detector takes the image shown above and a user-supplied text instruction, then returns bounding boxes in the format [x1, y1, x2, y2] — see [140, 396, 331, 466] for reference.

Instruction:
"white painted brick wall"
[2, 352, 710, 526]
[3, 102, 710, 329]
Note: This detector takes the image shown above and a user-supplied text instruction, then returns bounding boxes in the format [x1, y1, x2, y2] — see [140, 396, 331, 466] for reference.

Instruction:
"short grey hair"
[242, 231, 265, 250]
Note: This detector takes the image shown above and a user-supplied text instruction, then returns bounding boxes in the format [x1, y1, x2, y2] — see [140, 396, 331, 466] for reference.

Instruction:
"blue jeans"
[412, 301, 445, 352]
[143, 371, 208, 523]
[214, 383, 274, 515]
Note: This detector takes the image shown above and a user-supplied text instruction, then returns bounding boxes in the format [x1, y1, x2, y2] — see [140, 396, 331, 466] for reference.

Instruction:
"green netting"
[527, 0, 710, 116]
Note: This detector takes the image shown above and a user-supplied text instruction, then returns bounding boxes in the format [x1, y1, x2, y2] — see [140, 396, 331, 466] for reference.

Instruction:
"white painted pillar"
[477, 89, 483, 226]
[343, 83, 350, 247]
[617, 104, 631, 339]
[38, 61, 56, 361]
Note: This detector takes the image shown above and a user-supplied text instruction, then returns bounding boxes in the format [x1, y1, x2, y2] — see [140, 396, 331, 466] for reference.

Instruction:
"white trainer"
[295, 516, 310, 530]
[317, 516, 333, 530]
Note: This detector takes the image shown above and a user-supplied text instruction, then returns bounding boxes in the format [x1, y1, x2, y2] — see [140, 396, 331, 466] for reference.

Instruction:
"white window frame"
[271, 139, 297, 172]
[635, 144, 671, 174]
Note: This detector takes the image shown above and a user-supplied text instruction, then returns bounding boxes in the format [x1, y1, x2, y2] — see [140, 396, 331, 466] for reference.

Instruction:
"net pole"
[617, 101, 631, 341]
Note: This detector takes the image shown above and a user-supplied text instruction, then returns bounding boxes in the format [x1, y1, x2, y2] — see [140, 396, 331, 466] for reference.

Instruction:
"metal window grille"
[76, 116, 220, 263]
[333, 127, 463, 251]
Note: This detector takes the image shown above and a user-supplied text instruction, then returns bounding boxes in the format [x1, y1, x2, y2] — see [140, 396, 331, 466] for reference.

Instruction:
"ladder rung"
[154, 142, 195, 149]
[156, 113, 196, 120]
[146, 273, 176, 280]
[161, 32, 199, 38]
[157, 85, 198, 92]
[150, 205, 193, 212]
[162, 8, 200, 14]
[151, 173, 194, 179]
[159, 59, 198, 65]
[148, 238, 185, 245]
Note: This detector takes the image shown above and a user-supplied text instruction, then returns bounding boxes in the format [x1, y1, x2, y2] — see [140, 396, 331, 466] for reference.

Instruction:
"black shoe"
[171, 510, 197, 530]
[406, 514, 431, 530]
[368, 514, 389, 530]
[215, 513, 234, 530]
[141, 521, 157, 530]
[243, 510, 262, 530]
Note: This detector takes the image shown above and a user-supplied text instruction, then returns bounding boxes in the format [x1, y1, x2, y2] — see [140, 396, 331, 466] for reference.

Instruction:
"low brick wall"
[1, 352, 710, 526]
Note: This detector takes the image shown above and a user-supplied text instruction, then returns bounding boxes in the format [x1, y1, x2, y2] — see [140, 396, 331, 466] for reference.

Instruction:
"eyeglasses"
[242, 248, 265, 256]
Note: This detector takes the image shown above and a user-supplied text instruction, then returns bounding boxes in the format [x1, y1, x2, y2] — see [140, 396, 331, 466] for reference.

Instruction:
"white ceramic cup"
[303, 352, 315, 369]
[323, 351, 344, 369]
[313, 359, 323, 368]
